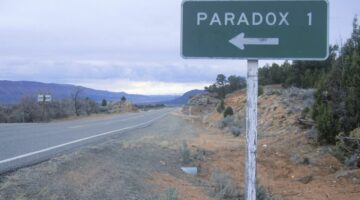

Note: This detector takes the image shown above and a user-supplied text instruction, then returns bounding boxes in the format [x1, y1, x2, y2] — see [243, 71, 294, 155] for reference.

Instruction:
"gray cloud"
[0, 0, 359, 93]
[0, 57, 246, 83]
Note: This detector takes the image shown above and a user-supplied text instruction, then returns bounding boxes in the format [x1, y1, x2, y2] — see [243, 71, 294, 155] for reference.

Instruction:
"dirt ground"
[1, 87, 360, 200]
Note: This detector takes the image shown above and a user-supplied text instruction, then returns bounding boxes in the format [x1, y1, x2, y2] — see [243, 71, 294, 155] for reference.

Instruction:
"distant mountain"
[164, 89, 206, 105]
[0, 80, 179, 104]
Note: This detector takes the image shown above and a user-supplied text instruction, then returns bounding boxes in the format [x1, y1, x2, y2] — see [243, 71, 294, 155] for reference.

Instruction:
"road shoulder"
[0, 111, 211, 200]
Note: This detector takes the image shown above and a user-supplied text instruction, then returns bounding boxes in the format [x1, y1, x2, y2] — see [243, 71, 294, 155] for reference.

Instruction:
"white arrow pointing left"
[229, 33, 279, 50]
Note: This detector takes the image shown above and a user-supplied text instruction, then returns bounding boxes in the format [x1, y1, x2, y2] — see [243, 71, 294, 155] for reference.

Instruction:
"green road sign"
[181, 0, 329, 60]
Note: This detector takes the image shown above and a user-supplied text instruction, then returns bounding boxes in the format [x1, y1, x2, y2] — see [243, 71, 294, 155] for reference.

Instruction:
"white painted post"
[245, 60, 258, 200]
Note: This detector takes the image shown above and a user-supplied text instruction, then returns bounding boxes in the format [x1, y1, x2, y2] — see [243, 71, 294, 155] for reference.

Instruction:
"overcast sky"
[0, 0, 359, 95]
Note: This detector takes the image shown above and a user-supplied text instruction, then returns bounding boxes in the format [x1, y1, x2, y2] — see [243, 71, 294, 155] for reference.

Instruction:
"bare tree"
[72, 87, 83, 116]
[83, 97, 99, 115]
[17, 96, 42, 122]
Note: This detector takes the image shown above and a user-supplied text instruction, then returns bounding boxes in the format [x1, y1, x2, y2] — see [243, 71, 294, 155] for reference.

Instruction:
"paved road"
[0, 108, 174, 174]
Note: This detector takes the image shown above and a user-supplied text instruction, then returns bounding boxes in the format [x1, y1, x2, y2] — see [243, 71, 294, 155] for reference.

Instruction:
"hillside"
[164, 89, 206, 105]
[176, 85, 360, 200]
[0, 80, 178, 104]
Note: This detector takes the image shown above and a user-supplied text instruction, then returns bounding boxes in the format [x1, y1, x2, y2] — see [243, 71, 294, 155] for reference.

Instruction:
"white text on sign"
[197, 12, 291, 26]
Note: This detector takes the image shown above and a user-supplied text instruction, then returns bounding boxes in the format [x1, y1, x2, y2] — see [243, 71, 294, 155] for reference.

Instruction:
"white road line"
[68, 125, 84, 129]
[0, 112, 168, 165]
[68, 114, 146, 128]
[106, 114, 145, 124]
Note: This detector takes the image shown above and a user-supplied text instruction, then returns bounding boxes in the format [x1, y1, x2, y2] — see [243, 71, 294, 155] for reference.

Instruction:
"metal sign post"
[245, 60, 258, 199]
[38, 94, 52, 121]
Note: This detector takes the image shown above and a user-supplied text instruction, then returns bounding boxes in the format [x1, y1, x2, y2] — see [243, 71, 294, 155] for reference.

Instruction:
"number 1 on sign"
[307, 12, 312, 26]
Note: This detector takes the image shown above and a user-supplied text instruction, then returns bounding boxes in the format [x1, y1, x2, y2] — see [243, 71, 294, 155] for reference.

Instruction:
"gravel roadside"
[0, 111, 204, 200]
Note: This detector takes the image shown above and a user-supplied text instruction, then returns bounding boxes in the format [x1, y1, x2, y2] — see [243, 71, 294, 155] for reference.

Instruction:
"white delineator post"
[245, 60, 258, 200]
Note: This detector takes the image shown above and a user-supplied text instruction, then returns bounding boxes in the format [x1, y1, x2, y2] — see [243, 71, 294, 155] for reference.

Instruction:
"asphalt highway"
[0, 108, 173, 174]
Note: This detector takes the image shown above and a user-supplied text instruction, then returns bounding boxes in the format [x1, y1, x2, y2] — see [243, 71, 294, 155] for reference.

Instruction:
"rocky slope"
[181, 85, 360, 200]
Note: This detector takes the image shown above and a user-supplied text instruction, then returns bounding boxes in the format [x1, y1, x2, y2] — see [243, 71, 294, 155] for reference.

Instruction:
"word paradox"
[196, 12, 293, 26]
